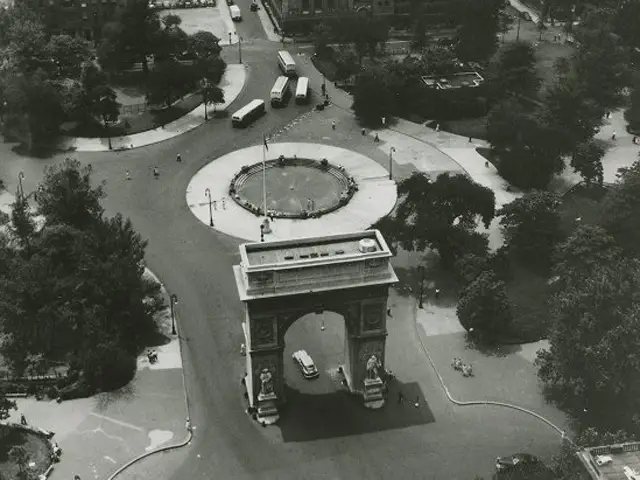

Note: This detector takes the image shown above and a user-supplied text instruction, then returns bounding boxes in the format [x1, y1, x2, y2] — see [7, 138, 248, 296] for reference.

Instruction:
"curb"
[410, 298, 573, 443]
[106, 273, 193, 480]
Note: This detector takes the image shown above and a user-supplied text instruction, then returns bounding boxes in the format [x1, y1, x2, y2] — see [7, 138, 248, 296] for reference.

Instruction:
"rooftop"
[579, 442, 640, 480]
[240, 230, 392, 271]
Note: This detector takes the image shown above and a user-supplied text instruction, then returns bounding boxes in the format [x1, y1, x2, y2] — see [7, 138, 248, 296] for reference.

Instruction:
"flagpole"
[262, 135, 267, 218]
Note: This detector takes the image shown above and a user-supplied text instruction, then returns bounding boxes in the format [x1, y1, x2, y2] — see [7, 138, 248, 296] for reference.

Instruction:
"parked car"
[226, 0, 233, 5]
[250, 0, 258, 10]
[496, 453, 555, 479]
[292, 350, 319, 379]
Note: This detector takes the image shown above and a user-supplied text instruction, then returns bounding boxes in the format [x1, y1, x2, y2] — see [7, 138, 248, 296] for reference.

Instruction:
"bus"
[270, 76, 290, 107]
[231, 99, 266, 128]
[277, 50, 296, 77]
[295, 77, 309, 104]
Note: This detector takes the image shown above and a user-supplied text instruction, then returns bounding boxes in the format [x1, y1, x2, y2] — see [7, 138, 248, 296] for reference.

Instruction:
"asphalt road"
[0, 23, 565, 480]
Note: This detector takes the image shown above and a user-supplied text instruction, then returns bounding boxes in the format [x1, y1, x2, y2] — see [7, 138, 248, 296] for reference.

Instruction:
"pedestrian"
[332, 120, 336, 130]
[75, 476, 82, 480]
[213, 200, 217, 211]
[126, 170, 131, 180]
[321, 83, 326, 96]
[374, 133, 379, 143]
[381, 116, 386, 127]
[414, 396, 420, 408]
[435, 124, 440, 132]
[612, 131, 616, 141]
[176, 153, 182, 162]
[221, 197, 226, 209]
[361, 128, 366, 136]
[153, 166, 159, 179]
[485, 161, 489, 168]
[468, 136, 473, 143]
[240, 343, 246, 355]
[633, 136, 638, 145]
[20, 414, 27, 425]
[435, 288, 441, 299]
[397, 391, 403, 404]
[606, 111, 611, 119]
[387, 307, 392, 317]
[185, 417, 192, 433]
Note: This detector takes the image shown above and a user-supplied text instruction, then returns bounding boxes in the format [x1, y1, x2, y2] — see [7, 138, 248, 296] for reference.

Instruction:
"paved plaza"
[186, 143, 397, 241]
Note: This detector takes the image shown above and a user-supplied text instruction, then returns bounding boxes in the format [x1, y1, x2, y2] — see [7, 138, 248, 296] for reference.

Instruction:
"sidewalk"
[62, 64, 247, 152]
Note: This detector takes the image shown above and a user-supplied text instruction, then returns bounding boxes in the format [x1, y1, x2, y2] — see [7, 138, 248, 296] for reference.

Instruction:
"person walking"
[397, 391, 403, 404]
[176, 153, 182, 162]
[153, 166, 159, 179]
[20, 414, 27, 425]
[374, 133, 379, 143]
[126, 170, 131, 181]
[612, 131, 617, 141]
[332, 120, 336, 130]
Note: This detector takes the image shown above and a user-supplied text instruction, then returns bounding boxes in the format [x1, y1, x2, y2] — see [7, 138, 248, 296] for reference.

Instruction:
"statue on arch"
[259, 368, 274, 395]
[366, 355, 381, 380]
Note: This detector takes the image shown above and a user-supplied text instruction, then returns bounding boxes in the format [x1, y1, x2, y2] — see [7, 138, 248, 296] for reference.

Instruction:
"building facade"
[17, 0, 125, 41]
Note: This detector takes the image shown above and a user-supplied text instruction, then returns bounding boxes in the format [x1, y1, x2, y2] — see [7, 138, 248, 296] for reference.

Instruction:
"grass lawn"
[0, 427, 52, 479]
[63, 93, 203, 138]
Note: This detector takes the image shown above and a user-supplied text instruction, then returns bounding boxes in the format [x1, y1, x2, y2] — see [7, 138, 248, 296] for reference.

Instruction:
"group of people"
[147, 350, 158, 364]
[452, 357, 473, 377]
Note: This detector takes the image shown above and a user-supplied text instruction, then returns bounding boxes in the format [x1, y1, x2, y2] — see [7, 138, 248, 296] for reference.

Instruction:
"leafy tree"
[498, 11, 514, 43]
[420, 44, 459, 77]
[552, 225, 621, 285]
[9, 195, 36, 253]
[146, 58, 197, 107]
[36, 158, 106, 230]
[333, 50, 360, 82]
[379, 172, 494, 267]
[614, 0, 640, 49]
[199, 80, 224, 120]
[624, 76, 640, 133]
[411, 18, 429, 51]
[188, 30, 221, 58]
[333, 14, 389, 62]
[570, 139, 605, 185]
[161, 13, 182, 30]
[487, 100, 564, 189]
[600, 160, 640, 257]
[536, 258, 640, 432]
[352, 65, 397, 125]
[0, 5, 48, 74]
[539, 76, 603, 155]
[44, 35, 91, 78]
[73, 62, 120, 125]
[487, 42, 540, 101]
[312, 23, 332, 56]
[457, 271, 512, 336]
[498, 191, 563, 270]
[454, 0, 502, 62]
[9, 445, 29, 478]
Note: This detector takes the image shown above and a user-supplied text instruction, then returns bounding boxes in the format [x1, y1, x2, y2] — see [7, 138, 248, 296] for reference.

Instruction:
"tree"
[457, 271, 512, 336]
[600, 160, 640, 257]
[454, 0, 502, 62]
[378, 172, 494, 267]
[552, 225, 621, 285]
[312, 23, 332, 57]
[487, 42, 540, 101]
[161, 13, 182, 30]
[333, 14, 389, 63]
[535, 259, 640, 432]
[44, 35, 91, 78]
[73, 62, 120, 125]
[624, 76, 640, 133]
[36, 158, 106, 230]
[352, 65, 397, 125]
[411, 18, 429, 51]
[614, 0, 640, 49]
[570, 139, 605, 185]
[498, 191, 563, 270]
[188, 30, 221, 58]
[9, 195, 36, 253]
[146, 58, 197, 107]
[200, 80, 224, 120]
[9, 445, 29, 479]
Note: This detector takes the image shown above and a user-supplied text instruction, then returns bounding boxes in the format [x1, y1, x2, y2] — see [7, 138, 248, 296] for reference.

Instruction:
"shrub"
[46, 385, 59, 400]
[81, 342, 137, 392]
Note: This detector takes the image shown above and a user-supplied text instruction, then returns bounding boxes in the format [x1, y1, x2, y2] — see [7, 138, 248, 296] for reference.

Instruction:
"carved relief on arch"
[250, 316, 277, 348]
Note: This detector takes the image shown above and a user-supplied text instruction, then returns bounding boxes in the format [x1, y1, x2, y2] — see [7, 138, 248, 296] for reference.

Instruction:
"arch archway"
[233, 231, 398, 424]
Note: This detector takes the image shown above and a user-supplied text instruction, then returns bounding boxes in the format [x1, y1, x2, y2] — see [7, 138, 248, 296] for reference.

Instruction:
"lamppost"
[237, 35, 242, 64]
[18, 172, 25, 201]
[170, 294, 178, 335]
[100, 96, 113, 150]
[205, 188, 214, 226]
[228, 32, 232, 46]
[418, 266, 425, 309]
[516, 12, 522, 42]
[389, 147, 395, 180]
[0, 100, 6, 123]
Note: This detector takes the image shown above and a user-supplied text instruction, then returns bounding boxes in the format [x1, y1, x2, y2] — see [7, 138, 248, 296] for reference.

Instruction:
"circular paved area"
[186, 143, 398, 242]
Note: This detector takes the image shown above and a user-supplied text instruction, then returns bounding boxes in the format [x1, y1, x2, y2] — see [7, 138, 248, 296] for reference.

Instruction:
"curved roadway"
[0, 17, 565, 480]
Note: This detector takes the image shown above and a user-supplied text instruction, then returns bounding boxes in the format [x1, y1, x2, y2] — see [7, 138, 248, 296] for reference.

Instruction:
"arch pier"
[233, 230, 398, 424]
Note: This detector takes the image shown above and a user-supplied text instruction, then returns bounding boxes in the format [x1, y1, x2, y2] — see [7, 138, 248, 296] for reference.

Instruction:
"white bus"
[270, 76, 290, 107]
[295, 77, 309, 104]
[277, 50, 296, 77]
[230, 5, 242, 21]
[231, 99, 266, 128]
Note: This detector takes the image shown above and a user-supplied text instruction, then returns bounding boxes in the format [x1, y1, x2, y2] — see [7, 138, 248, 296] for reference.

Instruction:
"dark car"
[250, 1, 258, 11]
[495, 454, 555, 480]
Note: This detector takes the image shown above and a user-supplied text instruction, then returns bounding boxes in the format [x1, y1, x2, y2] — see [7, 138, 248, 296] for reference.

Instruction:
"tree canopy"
[454, 0, 502, 62]
[457, 271, 513, 336]
[0, 158, 163, 395]
[376, 172, 494, 266]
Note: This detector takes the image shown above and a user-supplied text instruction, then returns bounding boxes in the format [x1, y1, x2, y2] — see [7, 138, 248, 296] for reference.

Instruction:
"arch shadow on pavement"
[277, 382, 435, 443]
